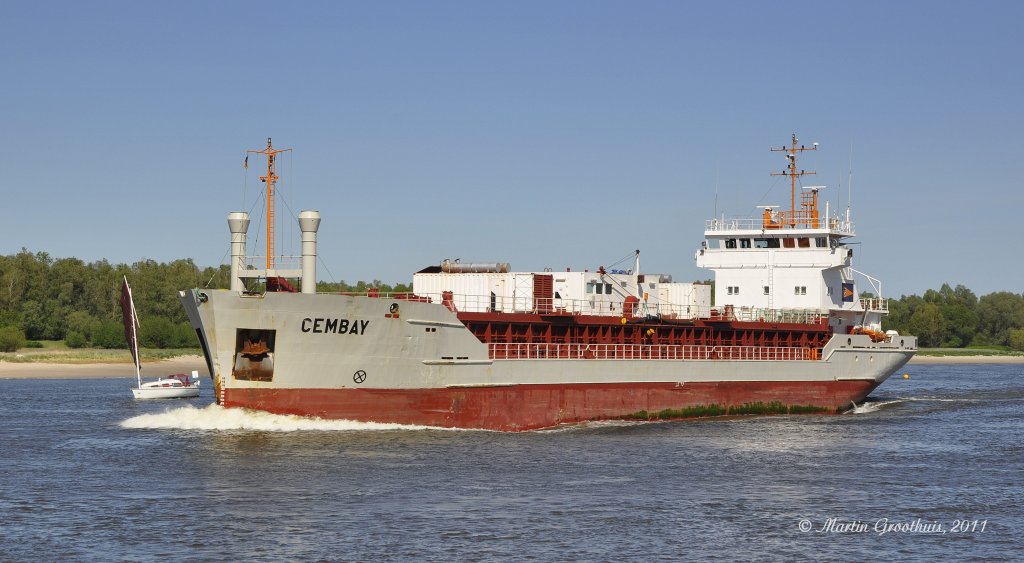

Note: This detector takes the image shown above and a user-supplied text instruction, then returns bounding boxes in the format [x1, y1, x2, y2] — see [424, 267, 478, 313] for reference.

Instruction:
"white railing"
[487, 342, 821, 361]
[860, 298, 888, 312]
[241, 255, 302, 270]
[708, 305, 830, 325]
[704, 217, 854, 234]
[332, 291, 832, 324]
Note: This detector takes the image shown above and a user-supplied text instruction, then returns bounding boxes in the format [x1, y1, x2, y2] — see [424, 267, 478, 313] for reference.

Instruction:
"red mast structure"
[247, 137, 292, 269]
[770, 133, 817, 228]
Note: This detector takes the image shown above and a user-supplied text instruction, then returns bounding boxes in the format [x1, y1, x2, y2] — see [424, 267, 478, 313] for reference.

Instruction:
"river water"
[0, 364, 1019, 561]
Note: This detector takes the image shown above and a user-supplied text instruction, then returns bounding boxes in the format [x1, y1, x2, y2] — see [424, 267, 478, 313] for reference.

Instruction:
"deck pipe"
[227, 212, 250, 292]
[298, 210, 321, 294]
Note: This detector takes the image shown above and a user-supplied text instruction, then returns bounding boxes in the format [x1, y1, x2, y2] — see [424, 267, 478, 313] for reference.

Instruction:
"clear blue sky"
[3, 1, 1021, 297]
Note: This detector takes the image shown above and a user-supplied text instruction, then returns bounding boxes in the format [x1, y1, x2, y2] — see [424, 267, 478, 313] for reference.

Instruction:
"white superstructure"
[695, 136, 887, 338]
[413, 263, 710, 319]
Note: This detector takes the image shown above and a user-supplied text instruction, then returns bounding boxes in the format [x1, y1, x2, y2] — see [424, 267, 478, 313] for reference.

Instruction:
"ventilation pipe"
[227, 212, 250, 292]
[298, 210, 321, 294]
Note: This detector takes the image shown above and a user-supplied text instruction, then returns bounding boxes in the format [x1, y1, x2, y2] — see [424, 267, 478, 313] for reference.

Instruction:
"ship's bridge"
[693, 135, 889, 334]
[695, 210, 885, 334]
[703, 215, 854, 237]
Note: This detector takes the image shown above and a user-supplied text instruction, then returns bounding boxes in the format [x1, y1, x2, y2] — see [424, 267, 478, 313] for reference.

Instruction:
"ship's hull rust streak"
[224, 380, 878, 431]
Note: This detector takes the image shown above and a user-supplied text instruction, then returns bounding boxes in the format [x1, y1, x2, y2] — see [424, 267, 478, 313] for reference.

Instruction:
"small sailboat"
[121, 276, 200, 399]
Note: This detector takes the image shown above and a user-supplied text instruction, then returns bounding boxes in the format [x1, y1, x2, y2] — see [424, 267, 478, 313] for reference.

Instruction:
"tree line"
[0, 249, 410, 352]
[1, 249, 1021, 352]
[883, 283, 1024, 350]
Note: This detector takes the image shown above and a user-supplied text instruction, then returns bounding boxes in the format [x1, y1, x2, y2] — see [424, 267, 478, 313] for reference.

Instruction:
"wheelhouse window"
[816, 237, 827, 248]
[740, 238, 752, 249]
[725, 239, 737, 249]
[782, 238, 795, 248]
[798, 238, 811, 248]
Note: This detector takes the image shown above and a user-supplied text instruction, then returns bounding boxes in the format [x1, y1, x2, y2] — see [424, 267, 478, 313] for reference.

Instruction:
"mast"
[247, 137, 292, 269]
[120, 276, 142, 388]
[770, 133, 817, 227]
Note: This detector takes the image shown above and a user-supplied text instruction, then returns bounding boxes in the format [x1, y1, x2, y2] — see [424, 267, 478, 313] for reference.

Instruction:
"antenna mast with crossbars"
[770, 133, 817, 227]
[247, 137, 292, 268]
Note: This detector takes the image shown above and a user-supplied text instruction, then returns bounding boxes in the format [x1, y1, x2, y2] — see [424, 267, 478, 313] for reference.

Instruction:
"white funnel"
[298, 210, 321, 294]
[228, 212, 250, 292]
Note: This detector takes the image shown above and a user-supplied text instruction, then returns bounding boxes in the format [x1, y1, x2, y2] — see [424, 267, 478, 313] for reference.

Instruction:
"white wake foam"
[848, 400, 904, 414]
[119, 404, 443, 432]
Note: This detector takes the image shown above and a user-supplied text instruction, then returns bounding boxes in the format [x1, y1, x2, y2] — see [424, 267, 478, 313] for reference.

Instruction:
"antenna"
[847, 141, 854, 218]
[247, 137, 293, 269]
[714, 159, 719, 219]
[770, 133, 818, 227]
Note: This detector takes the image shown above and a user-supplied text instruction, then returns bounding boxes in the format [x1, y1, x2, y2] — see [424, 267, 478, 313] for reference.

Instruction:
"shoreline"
[1, 353, 1020, 379]
[0, 355, 209, 379]
[908, 354, 1024, 364]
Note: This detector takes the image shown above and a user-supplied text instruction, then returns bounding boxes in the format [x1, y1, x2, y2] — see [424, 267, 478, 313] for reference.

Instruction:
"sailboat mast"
[121, 276, 142, 388]
[130, 296, 141, 388]
[247, 137, 292, 269]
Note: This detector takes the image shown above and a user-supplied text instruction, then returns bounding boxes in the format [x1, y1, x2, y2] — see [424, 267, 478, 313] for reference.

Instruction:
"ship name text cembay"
[301, 318, 370, 335]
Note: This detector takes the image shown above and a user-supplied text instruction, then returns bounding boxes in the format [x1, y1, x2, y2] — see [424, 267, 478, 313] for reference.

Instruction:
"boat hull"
[223, 379, 879, 431]
[132, 386, 201, 400]
[181, 289, 915, 430]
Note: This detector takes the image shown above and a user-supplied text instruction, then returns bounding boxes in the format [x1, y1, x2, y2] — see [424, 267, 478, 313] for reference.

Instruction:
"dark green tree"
[0, 326, 25, 352]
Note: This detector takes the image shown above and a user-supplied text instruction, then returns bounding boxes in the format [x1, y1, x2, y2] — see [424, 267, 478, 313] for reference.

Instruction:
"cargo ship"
[179, 135, 916, 430]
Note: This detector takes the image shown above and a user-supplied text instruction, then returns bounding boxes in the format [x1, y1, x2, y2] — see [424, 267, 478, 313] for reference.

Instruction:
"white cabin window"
[740, 239, 752, 249]
[816, 237, 827, 248]
[605, 283, 612, 294]
[586, 283, 594, 294]
[763, 286, 770, 295]
[725, 239, 737, 249]
[793, 286, 807, 296]
[707, 239, 720, 249]
[727, 286, 739, 295]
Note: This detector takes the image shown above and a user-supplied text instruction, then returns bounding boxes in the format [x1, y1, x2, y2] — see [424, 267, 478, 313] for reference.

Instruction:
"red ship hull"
[223, 379, 879, 431]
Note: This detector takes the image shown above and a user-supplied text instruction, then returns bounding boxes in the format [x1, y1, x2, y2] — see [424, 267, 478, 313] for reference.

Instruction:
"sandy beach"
[1, 353, 1020, 379]
[908, 355, 1024, 365]
[0, 355, 209, 379]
